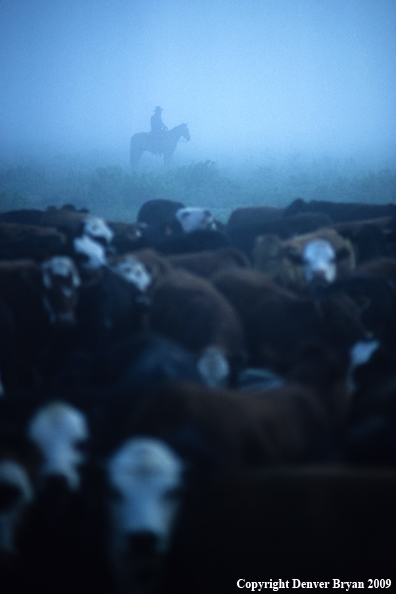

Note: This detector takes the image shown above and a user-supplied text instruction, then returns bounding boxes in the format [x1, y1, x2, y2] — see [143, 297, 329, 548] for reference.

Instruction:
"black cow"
[137, 199, 185, 227]
[284, 198, 396, 222]
[0, 257, 82, 390]
[226, 212, 332, 260]
[153, 228, 228, 255]
[11, 401, 114, 594]
[159, 467, 396, 592]
[344, 342, 396, 466]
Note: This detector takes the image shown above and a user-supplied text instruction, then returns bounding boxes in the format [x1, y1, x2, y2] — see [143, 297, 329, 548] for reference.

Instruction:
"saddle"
[150, 130, 167, 155]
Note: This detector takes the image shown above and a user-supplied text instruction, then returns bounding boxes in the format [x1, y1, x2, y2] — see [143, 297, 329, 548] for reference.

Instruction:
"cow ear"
[336, 246, 351, 261]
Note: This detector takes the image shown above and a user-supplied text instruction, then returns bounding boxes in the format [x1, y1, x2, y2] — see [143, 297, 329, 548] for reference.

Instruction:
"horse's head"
[179, 123, 190, 142]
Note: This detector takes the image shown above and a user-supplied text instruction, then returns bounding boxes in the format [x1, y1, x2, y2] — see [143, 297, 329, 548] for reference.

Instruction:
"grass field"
[1, 158, 395, 224]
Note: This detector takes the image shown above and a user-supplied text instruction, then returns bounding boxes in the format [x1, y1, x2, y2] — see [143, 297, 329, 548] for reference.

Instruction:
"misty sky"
[1, 0, 395, 167]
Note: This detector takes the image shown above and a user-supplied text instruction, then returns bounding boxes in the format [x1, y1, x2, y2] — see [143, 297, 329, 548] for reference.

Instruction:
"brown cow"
[108, 248, 172, 296]
[253, 227, 355, 294]
[147, 269, 248, 381]
[211, 267, 366, 374]
[121, 378, 332, 471]
[0, 222, 66, 261]
[167, 247, 250, 279]
[42, 207, 114, 246]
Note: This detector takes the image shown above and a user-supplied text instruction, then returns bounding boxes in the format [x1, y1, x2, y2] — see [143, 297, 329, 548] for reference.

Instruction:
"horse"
[130, 123, 190, 168]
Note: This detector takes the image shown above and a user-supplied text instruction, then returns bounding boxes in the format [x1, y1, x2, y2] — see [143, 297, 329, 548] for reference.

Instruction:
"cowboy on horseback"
[130, 113, 190, 167]
[150, 106, 168, 154]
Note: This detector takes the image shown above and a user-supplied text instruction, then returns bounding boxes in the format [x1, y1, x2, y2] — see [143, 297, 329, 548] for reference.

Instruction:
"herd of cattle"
[0, 197, 395, 593]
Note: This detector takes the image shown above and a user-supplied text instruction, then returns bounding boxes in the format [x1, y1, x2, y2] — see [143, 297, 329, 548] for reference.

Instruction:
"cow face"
[41, 256, 81, 326]
[0, 460, 34, 553]
[83, 216, 114, 245]
[302, 239, 337, 285]
[73, 235, 108, 270]
[111, 256, 152, 293]
[175, 208, 216, 233]
[28, 402, 89, 491]
[107, 437, 184, 589]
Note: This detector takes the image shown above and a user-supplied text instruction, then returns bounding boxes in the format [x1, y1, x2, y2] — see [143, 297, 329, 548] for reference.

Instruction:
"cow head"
[110, 255, 153, 293]
[41, 256, 81, 326]
[254, 231, 354, 295]
[107, 437, 184, 591]
[28, 402, 89, 492]
[83, 216, 114, 246]
[302, 239, 337, 285]
[175, 208, 216, 233]
[73, 235, 108, 270]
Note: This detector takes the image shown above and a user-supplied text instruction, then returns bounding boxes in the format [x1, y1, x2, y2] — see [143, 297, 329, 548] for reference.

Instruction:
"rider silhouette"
[150, 107, 168, 154]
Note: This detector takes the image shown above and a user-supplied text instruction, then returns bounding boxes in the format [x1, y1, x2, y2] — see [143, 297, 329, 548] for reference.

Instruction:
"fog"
[1, 0, 395, 171]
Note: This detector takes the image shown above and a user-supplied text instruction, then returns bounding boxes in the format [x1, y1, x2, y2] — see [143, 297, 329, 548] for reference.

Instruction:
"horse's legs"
[163, 151, 173, 167]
